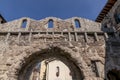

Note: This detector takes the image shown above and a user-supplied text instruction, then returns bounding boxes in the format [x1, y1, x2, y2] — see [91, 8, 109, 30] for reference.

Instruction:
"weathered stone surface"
[0, 16, 106, 80]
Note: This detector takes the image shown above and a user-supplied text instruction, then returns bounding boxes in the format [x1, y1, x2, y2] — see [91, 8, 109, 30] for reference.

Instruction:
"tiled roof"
[96, 0, 117, 22]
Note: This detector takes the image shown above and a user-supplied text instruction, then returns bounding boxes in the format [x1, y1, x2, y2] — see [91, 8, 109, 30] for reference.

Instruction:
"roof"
[0, 14, 7, 23]
[96, 0, 117, 22]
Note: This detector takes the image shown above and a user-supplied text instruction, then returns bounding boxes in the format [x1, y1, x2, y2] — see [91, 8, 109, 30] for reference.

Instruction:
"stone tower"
[0, 0, 120, 80]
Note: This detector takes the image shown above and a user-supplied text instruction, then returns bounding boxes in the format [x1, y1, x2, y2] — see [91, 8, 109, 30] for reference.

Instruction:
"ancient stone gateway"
[0, 16, 110, 80]
[1, 0, 120, 80]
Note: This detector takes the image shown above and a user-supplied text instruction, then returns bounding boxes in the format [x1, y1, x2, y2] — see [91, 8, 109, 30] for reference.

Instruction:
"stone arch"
[45, 18, 56, 28]
[70, 17, 82, 29]
[74, 19, 81, 28]
[21, 19, 27, 28]
[11, 46, 88, 80]
[48, 19, 54, 28]
[19, 18, 30, 30]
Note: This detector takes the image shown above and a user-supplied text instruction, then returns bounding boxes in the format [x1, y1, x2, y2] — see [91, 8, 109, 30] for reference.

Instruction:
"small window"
[21, 19, 27, 28]
[48, 19, 53, 28]
[56, 66, 60, 77]
[75, 19, 81, 28]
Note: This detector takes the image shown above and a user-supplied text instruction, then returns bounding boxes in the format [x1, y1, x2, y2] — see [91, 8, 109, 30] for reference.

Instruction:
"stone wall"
[0, 17, 101, 32]
[101, 0, 120, 79]
[0, 36, 106, 80]
[0, 17, 112, 80]
[101, 0, 120, 32]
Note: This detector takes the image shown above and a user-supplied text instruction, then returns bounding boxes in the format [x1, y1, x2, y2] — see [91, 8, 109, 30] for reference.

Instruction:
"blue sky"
[0, 0, 107, 21]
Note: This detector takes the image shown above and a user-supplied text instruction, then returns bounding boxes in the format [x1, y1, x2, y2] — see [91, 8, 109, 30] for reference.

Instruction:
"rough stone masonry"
[0, 0, 120, 80]
[0, 16, 107, 80]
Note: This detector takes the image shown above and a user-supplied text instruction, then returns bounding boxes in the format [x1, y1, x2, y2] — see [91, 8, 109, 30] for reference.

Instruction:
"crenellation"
[5, 32, 10, 43]
[84, 32, 88, 43]
[75, 32, 78, 41]
[28, 30, 32, 44]
[0, 31, 107, 46]
[0, 17, 102, 33]
[94, 32, 99, 41]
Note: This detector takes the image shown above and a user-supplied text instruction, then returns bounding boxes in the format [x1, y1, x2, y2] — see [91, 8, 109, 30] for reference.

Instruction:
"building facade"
[0, 0, 120, 80]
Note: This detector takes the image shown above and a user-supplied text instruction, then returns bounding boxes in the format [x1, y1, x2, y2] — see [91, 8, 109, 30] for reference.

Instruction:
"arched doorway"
[18, 50, 83, 80]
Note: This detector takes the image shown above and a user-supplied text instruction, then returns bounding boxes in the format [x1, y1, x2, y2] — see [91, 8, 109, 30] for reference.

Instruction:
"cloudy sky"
[0, 0, 107, 21]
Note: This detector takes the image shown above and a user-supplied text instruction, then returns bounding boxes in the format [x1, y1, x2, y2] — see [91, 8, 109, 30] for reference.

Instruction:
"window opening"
[75, 19, 81, 28]
[56, 66, 60, 77]
[22, 19, 27, 28]
[48, 19, 53, 28]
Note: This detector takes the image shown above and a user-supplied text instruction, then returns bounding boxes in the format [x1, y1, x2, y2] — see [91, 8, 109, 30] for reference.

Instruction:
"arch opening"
[48, 19, 54, 28]
[21, 19, 27, 28]
[18, 48, 83, 80]
[74, 19, 81, 28]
